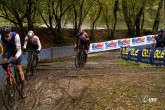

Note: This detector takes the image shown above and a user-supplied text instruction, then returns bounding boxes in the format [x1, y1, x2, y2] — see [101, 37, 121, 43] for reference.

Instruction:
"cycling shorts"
[80, 40, 90, 50]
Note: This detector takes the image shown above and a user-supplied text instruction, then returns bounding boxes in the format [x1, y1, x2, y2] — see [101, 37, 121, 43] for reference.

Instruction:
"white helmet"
[27, 30, 34, 37]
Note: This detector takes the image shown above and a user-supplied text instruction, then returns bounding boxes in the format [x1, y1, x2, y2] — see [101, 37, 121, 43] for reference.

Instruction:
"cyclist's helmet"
[27, 30, 34, 37]
[158, 29, 164, 33]
[79, 29, 84, 35]
[1, 25, 11, 37]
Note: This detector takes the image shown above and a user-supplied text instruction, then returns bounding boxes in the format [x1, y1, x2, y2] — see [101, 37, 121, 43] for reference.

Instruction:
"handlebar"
[0, 60, 14, 66]
[26, 50, 36, 52]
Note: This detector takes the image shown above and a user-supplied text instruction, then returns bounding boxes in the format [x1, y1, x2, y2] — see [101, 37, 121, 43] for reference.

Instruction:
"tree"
[26, 0, 40, 30]
[111, 0, 119, 39]
[0, 0, 41, 36]
[89, 0, 102, 39]
[152, 0, 164, 34]
[39, 0, 76, 44]
[72, 0, 95, 35]
[122, 0, 146, 37]
[0, 0, 27, 36]
[101, 0, 119, 39]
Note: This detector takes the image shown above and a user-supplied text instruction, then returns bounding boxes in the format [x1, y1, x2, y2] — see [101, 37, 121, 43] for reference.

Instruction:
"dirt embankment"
[0, 50, 165, 110]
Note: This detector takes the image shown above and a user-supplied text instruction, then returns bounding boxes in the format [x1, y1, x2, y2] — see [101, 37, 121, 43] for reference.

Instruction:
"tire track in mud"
[22, 75, 94, 110]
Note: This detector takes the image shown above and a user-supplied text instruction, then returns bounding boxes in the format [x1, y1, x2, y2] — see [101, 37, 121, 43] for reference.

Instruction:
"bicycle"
[25, 50, 39, 80]
[75, 45, 87, 68]
[0, 60, 23, 110]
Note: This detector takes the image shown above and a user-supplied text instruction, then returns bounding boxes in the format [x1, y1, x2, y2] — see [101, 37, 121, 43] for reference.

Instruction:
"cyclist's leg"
[1, 58, 10, 84]
[35, 53, 40, 65]
[34, 45, 40, 65]
[1, 50, 11, 71]
[15, 55, 26, 98]
[84, 42, 89, 63]
[1, 58, 8, 70]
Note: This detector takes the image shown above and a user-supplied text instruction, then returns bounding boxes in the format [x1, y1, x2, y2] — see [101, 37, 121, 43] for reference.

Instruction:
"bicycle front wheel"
[75, 54, 80, 68]
[25, 54, 33, 80]
[79, 51, 85, 68]
[1, 75, 18, 110]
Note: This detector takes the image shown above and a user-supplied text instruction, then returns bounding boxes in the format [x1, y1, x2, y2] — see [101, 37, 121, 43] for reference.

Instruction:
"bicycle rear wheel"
[1, 75, 18, 110]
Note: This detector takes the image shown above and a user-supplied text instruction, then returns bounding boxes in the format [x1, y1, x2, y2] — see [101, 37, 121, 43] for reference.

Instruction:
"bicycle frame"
[0, 61, 22, 110]
[26, 50, 38, 79]
[75, 45, 86, 68]
[1, 61, 20, 90]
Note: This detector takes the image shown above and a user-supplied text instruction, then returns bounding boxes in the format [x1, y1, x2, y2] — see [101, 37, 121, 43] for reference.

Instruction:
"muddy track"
[0, 50, 165, 110]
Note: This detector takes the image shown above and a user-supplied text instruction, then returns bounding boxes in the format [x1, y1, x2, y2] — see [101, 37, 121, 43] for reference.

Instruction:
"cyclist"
[23, 30, 41, 65]
[0, 25, 26, 98]
[155, 29, 165, 48]
[75, 29, 90, 63]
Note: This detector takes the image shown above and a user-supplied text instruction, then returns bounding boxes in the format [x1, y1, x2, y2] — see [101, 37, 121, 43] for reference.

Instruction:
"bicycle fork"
[6, 66, 22, 97]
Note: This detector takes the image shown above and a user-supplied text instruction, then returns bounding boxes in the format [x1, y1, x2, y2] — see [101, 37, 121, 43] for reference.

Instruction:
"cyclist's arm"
[23, 36, 28, 49]
[35, 37, 41, 51]
[84, 32, 89, 40]
[0, 35, 3, 55]
[0, 44, 3, 56]
[14, 34, 21, 59]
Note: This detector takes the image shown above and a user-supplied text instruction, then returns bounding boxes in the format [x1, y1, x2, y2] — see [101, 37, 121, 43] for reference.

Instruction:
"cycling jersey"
[76, 32, 89, 41]
[23, 35, 41, 51]
[76, 32, 90, 50]
[0, 32, 21, 59]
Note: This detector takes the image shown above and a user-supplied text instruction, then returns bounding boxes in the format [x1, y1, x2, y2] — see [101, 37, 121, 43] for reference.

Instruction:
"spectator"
[155, 29, 165, 48]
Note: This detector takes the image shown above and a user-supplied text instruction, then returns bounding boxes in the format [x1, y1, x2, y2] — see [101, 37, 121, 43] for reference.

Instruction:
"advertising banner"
[120, 47, 130, 60]
[118, 38, 131, 47]
[89, 35, 155, 53]
[130, 48, 142, 62]
[105, 40, 118, 50]
[131, 36, 146, 46]
[141, 48, 152, 64]
[151, 48, 165, 66]
[146, 35, 156, 44]
[90, 42, 105, 52]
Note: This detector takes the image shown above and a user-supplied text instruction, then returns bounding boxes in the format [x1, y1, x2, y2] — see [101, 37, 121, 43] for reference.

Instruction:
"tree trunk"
[90, 0, 102, 39]
[111, 0, 119, 39]
[122, 0, 135, 37]
[55, 16, 64, 44]
[152, 0, 164, 34]
[73, 5, 78, 35]
[135, 7, 144, 36]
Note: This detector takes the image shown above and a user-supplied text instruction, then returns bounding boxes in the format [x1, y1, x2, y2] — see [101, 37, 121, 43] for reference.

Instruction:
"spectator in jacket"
[155, 29, 165, 48]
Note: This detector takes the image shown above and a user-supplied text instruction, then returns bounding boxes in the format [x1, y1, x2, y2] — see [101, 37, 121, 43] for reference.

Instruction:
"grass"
[77, 73, 165, 109]
[72, 58, 165, 110]
[115, 59, 151, 67]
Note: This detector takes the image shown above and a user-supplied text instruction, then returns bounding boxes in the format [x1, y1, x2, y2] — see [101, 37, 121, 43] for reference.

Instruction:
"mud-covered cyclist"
[23, 30, 42, 64]
[0, 25, 26, 98]
[75, 29, 90, 63]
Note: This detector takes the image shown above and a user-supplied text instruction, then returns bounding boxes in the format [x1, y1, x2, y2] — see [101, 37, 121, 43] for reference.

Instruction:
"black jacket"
[155, 34, 165, 48]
